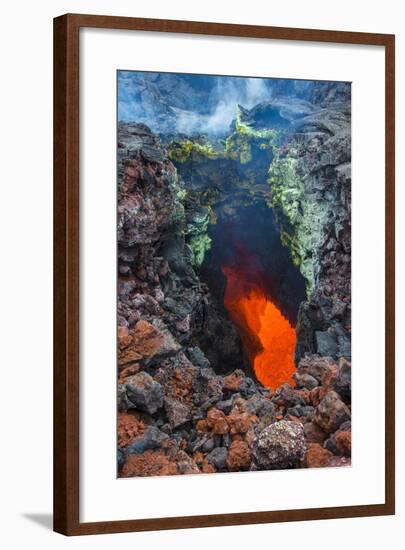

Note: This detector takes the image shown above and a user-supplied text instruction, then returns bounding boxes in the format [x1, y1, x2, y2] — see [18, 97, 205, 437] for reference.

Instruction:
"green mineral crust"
[167, 105, 323, 286]
[168, 139, 219, 163]
[224, 106, 280, 164]
[186, 206, 213, 267]
[267, 145, 323, 296]
[168, 106, 280, 166]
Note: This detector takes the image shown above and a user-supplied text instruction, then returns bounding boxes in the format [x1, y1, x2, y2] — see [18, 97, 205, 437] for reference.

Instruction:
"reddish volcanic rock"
[118, 319, 180, 367]
[196, 419, 209, 433]
[118, 412, 146, 448]
[118, 320, 157, 366]
[201, 460, 216, 473]
[227, 408, 256, 435]
[226, 440, 252, 471]
[296, 355, 337, 384]
[132, 320, 174, 358]
[335, 430, 351, 456]
[193, 450, 220, 473]
[118, 326, 132, 349]
[121, 157, 144, 193]
[166, 367, 195, 402]
[118, 363, 141, 384]
[121, 449, 178, 477]
[231, 396, 249, 413]
[197, 403, 257, 438]
[223, 372, 243, 392]
[118, 340, 142, 368]
[304, 443, 334, 468]
[192, 451, 204, 465]
[321, 364, 339, 394]
[203, 408, 230, 435]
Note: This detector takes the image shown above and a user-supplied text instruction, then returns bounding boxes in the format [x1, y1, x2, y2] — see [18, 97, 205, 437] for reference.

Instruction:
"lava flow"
[222, 265, 296, 389]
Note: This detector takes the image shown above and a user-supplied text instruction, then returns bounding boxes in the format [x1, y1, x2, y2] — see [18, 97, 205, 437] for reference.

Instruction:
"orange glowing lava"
[222, 265, 296, 389]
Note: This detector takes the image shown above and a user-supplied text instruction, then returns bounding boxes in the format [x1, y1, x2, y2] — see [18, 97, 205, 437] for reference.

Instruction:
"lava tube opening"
[222, 264, 296, 388]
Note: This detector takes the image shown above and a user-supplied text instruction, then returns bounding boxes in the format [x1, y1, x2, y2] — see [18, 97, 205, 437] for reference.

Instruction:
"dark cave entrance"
[198, 199, 306, 387]
[170, 144, 307, 387]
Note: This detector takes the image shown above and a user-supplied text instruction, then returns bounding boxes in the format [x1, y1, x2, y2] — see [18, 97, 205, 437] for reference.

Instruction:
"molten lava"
[222, 265, 296, 389]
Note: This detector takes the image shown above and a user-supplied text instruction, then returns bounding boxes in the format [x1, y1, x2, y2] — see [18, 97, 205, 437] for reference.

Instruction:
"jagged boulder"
[314, 390, 351, 433]
[252, 420, 306, 470]
[164, 396, 191, 429]
[125, 372, 164, 414]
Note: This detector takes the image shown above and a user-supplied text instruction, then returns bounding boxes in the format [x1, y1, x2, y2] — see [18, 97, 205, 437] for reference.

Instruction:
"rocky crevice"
[116, 90, 352, 476]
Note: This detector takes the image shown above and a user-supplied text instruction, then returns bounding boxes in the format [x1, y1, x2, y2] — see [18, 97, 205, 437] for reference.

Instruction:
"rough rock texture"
[303, 443, 335, 468]
[226, 440, 252, 471]
[164, 396, 191, 429]
[125, 372, 164, 415]
[117, 90, 351, 477]
[261, 89, 352, 366]
[252, 420, 306, 470]
[117, 412, 146, 448]
[314, 390, 351, 434]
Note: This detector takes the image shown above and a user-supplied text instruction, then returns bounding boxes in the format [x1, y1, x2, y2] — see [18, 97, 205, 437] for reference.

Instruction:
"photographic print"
[117, 71, 352, 478]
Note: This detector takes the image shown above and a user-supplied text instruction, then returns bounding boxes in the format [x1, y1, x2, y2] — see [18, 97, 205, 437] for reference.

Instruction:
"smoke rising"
[118, 71, 274, 135]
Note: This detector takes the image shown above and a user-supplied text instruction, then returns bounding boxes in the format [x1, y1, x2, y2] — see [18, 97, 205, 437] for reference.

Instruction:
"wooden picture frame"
[54, 13, 395, 535]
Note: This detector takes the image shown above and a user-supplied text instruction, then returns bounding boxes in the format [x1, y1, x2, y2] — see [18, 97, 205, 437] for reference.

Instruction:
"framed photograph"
[53, 13, 395, 535]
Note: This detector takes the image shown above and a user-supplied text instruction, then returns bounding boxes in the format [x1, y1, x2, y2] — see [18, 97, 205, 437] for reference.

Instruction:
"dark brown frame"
[54, 13, 395, 536]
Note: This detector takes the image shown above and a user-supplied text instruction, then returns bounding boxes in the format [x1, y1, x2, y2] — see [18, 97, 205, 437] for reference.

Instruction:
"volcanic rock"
[304, 442, 334, 468]
[125, 372, 164, 414]
[303, 421, 327, 445]
[126, 426, 168, 455]
[174, 450, 200, 474]
[121, 449, 178, 477]
[223, 370, 244, 392]
[118, 320, 180, 367]
[334, 358, 351, 402]
[335, 429, 351, 456]
[186, 346, 210, 369]
[227, 406, 256, 435]
[118, 412, 146, 448]
[295, 354, 337, 383]
[206, 447, 228, 471]
[293, 372, 319, 390]
[324, 420, 351, 456]
[315, 331, 339, 357]
[327, 456, 351, 467]
[116, 85, 352, 476]
[314, 390, 351, 433]
[198, 408, 229, 435]
[226, 440, 252, 471]
[252, 420, 306, 469]
[164, 396, 191, 429]
[215, 398, 235, 415]
[272, 383, 305, 409]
